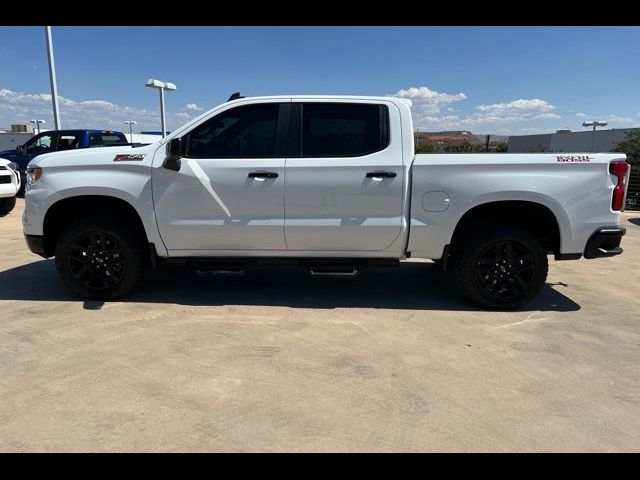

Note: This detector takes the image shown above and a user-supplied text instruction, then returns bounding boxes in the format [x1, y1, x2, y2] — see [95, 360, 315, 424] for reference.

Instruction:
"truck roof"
[225, 95, 412, 106]
[52, 129, 125, 134]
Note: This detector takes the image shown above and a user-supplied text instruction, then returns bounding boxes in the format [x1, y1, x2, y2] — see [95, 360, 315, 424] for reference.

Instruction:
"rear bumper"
[24, 234, 48, 258]
[584, 226, 626, 259]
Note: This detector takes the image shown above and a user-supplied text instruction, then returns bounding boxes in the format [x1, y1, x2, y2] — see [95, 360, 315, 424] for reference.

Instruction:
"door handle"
[248, 171, 278, 179]
[366, 171, 397, 179]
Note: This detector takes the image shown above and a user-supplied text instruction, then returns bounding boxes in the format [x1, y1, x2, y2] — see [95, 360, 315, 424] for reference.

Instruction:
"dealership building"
[508, 127, 638, 153]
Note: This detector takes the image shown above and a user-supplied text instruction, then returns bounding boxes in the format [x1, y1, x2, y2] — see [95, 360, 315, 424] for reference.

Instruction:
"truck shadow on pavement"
[0, 259, 580, 312]
[628, 217, 640, 227]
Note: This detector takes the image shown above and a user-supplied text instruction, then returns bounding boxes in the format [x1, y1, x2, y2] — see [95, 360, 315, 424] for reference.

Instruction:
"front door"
[16, 131, 58, 169]
[153, 102, 288, 252]
[284, 101, 404, 251]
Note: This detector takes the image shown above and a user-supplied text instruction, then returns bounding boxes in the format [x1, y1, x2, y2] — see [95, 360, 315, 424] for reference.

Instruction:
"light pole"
[30, 119, 46, 134]
[44, 26, 61, 130]
[145, 79, 176, 138]
[124, 120, 137, 143]
[582, 120, 608, 152]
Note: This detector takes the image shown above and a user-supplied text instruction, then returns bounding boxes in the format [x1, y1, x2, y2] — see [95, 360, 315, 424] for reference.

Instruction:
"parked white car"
[0, 158, 20, 215]
[22, 95, 631, 309]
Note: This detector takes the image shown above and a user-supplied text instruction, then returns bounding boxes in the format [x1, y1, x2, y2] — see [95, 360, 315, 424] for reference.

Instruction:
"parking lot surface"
[1, 199, 639, 452]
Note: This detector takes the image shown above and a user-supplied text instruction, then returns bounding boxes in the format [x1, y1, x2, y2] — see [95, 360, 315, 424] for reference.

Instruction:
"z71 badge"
[556, 155, 592, 162]
[114, 154, 146, 161]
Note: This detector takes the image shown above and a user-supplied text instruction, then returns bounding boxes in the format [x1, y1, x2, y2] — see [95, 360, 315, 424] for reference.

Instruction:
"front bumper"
[0, 171, 19, 198]
[24, 234, 48, 258]
[584, 226, 626, 259]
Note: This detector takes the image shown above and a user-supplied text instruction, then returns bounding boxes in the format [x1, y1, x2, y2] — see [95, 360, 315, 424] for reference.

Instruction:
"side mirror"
[163, 138, 182, 171]
[16, 145, 24, 155]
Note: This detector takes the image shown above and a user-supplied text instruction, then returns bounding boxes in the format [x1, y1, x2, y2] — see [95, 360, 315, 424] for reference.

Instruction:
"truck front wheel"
[54, 219, 145, 300]
[454, 226, 548, 310]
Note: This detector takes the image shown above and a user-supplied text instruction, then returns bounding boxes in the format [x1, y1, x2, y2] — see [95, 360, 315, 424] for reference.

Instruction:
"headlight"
[26, 167, 42, 185]
[7, 162, 19, 171]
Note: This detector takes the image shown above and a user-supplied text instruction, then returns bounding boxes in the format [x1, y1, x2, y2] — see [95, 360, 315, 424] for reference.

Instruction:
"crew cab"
[0, 129, 128, 190]
[22, 95, 630, 309]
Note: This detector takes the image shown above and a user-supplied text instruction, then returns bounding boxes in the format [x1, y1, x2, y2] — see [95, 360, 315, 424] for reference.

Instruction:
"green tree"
[416, 142, 438, 153]
[612, 129, 640, 168]
[444, 139, 485, 153]
[494, 141, 508, 153]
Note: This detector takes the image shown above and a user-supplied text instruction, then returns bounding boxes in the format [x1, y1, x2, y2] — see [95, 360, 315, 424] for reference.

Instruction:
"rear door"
[284, 101, 404, 251]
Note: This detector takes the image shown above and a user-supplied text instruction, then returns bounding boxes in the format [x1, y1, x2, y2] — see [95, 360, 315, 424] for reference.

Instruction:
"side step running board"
[308, 266, 359, 277]
[193, 261, 247, 277]
[195, 268, 245, 277]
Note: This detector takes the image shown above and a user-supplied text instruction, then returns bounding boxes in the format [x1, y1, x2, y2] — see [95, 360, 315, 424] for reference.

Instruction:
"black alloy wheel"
[474, 240, 536, 302]
[454, 226, 548, 310]
[55, 219, 145, 299]
[67, 231, 128, 290]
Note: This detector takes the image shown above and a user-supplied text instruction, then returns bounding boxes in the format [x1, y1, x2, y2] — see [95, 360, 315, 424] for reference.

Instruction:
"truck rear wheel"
[454, 226, 548, 310]
[0, 197, 16, 215]
[54, 219, 145, 300]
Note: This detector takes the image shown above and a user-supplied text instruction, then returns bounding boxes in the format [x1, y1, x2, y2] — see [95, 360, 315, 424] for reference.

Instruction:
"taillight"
[609, 160, 629, 211]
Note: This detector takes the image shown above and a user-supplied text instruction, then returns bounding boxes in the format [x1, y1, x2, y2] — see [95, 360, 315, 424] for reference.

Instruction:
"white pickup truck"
[22, 95, 630, 309]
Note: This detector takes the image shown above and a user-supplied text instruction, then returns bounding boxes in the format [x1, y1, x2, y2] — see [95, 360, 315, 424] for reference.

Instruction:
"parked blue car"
[0, 129, 129, 193]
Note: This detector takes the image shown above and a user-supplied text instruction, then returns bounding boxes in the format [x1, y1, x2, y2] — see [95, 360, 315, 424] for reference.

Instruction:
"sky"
[1, 26, 639, 135]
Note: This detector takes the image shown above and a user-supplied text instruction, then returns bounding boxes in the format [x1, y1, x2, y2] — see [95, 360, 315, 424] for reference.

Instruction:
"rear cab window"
[298, 103, 390, 157]
[57, 133, 81, 151]
[88, 131, 128, 147]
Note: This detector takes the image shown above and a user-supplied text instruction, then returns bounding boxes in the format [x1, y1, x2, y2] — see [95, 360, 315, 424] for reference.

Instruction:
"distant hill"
[417, 131, 508, 147]
[417, 131, 482, 148]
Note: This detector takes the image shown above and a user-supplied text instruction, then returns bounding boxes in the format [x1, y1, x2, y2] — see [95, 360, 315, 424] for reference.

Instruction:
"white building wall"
[0, 132, 33, 151]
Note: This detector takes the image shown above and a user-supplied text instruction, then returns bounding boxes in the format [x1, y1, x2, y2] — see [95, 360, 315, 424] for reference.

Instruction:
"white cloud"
[405, 94, 562, 134]
[395, 86, 467, 114]
[600, 114, 636, 124]
[534, 113, 561, 120]
[574, 112, 638, 126]
[0, 88, 190, 131]
[185, 103, 204, 111]
[476, 98, 555, 116]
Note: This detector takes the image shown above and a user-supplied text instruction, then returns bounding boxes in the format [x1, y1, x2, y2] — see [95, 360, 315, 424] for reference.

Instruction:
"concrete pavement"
[1, 199, 639, 451]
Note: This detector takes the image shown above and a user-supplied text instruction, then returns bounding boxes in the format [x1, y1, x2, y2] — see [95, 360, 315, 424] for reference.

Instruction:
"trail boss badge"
[556, 155, 592, 162]
[114, 154, 146, 161]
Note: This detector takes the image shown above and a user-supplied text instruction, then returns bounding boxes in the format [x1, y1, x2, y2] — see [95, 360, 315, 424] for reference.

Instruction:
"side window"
[58, 133, 81, 151]
[88, 133, 103, 147]
[186, 104, 279, 158]
[26, 133, 55, 155]
[301, 103, 389, 157]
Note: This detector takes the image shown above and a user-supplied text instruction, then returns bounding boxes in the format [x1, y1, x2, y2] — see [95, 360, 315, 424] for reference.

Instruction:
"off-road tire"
[454, 225, 548, 310]
[55, 218, 145, 300]
[0, 196, 16, 215]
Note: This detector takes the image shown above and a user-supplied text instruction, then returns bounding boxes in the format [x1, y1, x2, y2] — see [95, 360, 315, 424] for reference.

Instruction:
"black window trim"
[288, 102, 391, 159]
[26, 131, 59, 153]
[182, 102, 290, 160]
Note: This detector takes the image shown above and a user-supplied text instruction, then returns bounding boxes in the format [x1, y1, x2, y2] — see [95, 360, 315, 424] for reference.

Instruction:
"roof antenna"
[227, 92, 244, 101]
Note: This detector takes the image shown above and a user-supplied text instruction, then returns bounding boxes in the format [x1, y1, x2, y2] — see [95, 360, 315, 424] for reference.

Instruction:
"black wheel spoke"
[514, 263, 533, 273]
[474, 238, 536, 303]
[513, 275, 527, 293]
[71, 263, 90, 280]
[67, 230, 127, 291]
[505, 241, 513, 260]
